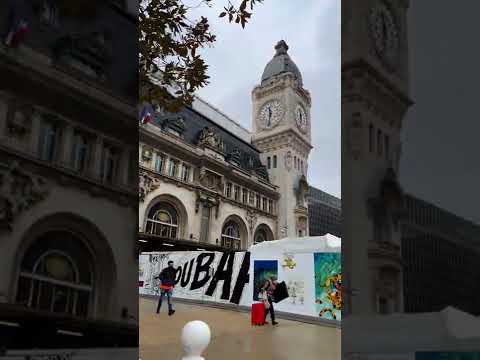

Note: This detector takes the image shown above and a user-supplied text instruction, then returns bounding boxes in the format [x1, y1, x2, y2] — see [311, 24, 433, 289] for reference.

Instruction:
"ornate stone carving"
[53, 29, 112, 78]
[199, 168, 224, 193]
[295, 175, 309, 206]
[7, 101, 33, 138]
[0, 161, 49, 231]
[246, 209, 258, 234]
[227, 148, 242, 167]
[139, 172, 159, 202]
[197, 127, 224, 152]
[162, 115, 186, 137]
[285, 151, 292, 171]
[141, 147, 153, 162]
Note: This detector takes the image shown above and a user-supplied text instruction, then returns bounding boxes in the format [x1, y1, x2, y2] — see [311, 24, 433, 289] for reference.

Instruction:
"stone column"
[89, 136, 104, 180]
[59, 123, 74, 168]
[29, 111, 42, 156]
[118, 147, 131, 187]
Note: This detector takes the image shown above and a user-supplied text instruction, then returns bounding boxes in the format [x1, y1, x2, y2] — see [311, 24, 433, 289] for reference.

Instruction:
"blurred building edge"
[0, 0, 138, 351]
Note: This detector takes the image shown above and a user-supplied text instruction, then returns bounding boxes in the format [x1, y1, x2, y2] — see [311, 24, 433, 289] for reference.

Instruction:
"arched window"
[221, 221, 241, 250]
[254, 229, 267, 244]
[16, 231, 93, 317]
[253, 225, 274, 245]
[146, 202, 179, 239]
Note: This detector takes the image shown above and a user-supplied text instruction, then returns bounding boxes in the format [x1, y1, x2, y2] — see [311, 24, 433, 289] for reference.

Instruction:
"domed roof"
[261, 40, 303, 86]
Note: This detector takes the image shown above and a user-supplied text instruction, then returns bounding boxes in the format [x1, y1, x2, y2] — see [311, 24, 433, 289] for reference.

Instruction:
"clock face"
[295, 104, 308, 132]
[369, 2, 400, 68]
[258, 100, 284, 129]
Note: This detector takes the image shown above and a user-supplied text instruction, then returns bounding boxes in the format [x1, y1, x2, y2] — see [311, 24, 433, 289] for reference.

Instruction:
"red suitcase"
[251, 302, 265, 326]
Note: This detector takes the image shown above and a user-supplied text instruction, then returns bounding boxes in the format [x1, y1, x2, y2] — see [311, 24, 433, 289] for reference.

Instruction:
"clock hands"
[267, 106, 272, 127]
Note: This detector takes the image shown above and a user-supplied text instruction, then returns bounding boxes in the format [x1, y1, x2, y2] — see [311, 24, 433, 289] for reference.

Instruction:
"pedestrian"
[155, 260, 177, 315]
[261, 276, 278, 325]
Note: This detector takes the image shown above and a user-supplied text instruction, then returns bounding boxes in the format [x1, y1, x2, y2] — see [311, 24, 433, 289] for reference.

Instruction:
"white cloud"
[190, 0, 340, 198]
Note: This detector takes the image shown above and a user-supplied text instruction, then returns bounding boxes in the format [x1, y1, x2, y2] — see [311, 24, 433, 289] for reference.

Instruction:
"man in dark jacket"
[155, 260, 177, 315]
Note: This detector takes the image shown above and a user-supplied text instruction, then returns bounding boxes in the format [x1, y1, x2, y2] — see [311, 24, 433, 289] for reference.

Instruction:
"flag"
[4, 2, 28, 48]
[139, 105, 152, 125]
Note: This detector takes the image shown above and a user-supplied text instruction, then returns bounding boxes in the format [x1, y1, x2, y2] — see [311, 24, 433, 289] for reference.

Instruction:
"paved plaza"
[140, 297, 340, 360]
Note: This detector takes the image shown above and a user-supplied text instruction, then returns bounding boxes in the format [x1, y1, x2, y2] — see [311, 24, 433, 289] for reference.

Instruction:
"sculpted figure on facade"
[247, 209, 258, 234]
[285, 151, 293, 171]
[139, 172, 159, 202]
[197, 126, 224, 151]
[0, 161, 49, 231]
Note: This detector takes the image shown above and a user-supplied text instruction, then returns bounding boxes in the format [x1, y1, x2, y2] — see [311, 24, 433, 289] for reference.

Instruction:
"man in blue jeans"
[156, 260, 177, 315]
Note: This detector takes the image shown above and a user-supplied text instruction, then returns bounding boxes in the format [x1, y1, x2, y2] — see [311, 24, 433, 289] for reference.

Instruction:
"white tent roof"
[344, 307, 480, 353]
[248, 234, 341, 254]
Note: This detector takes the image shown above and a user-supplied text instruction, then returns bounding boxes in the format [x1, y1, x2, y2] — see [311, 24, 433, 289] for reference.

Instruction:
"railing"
[220, 236, 241, 250]
[145, 219, 178, 238]
[181, 320, 211, 360]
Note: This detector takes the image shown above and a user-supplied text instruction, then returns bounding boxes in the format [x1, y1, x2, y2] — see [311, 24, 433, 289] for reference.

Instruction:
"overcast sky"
[401, 2, 480, 225]
[190, 0, 341, 198]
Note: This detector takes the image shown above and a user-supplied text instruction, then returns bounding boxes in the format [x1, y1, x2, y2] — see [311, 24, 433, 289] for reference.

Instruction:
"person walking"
[155, 260, 177, 315]
[262, 276, 278, 325]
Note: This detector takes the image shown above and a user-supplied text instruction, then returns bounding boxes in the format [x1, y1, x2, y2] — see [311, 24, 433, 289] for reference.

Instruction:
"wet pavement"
[140, 297, 340, 360]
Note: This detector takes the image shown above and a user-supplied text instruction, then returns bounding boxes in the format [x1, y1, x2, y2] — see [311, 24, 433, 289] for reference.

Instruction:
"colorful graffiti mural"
[253, 260, 278, 301]
[314, 252, 341, 320]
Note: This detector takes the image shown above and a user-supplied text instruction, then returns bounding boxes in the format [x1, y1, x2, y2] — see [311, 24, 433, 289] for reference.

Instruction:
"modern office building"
[308, 186, 341, 238]
[402, 194, 480, 316]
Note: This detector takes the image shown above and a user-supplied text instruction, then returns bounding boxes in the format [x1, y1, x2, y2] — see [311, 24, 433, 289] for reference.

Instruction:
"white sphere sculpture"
[181, 320, 211, 360]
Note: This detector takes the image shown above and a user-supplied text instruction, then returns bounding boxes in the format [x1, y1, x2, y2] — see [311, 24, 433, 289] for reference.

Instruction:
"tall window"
[226, 182, 232, 198]
[249, 191, 255, 205]
[377, 129, 383, 156]
[100, 144, 118, 184]
[221, 221, 241, 250]
[262, 197, 267, 211]
[71, 132, 88, 173]
[254, 229, 267, 244]
[273, 155, 277, 168]
[268, 199, 274, 214]
[300, 160, 304, 173]
[155, 154, 165, 173]
[369, 124, 374, 153]
[234, 185, 240, 201]
[145, 202, 179, 239]
[39, 120, 58, 162]
[242, 188, 248, 204]
[267, 157, 271, 169]
[167, 159, 178, 177]
[256, 194, 261, 208]
[181, 164, 190, 182]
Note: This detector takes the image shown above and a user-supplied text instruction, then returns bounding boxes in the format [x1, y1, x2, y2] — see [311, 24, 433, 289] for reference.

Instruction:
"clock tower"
[252, 40, 312, 239]
[342, 0, 413, 316]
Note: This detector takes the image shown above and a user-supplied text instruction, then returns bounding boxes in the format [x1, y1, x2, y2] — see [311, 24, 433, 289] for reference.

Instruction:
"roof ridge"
[193, 95, 252, 135]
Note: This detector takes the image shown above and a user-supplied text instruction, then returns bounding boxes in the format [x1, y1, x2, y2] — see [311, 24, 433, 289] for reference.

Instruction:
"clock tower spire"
[252, 40, 312, 239]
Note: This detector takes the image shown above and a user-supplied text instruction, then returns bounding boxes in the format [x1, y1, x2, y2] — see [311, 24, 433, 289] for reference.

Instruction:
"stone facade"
[139, 41, 318, 251]
[342, 0, 413, 316]
[0, 0, 138, 345]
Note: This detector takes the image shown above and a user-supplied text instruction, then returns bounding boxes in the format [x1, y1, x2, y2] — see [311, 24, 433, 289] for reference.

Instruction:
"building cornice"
[0, 145, 137, 208]
[140, 126, 279, 195]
